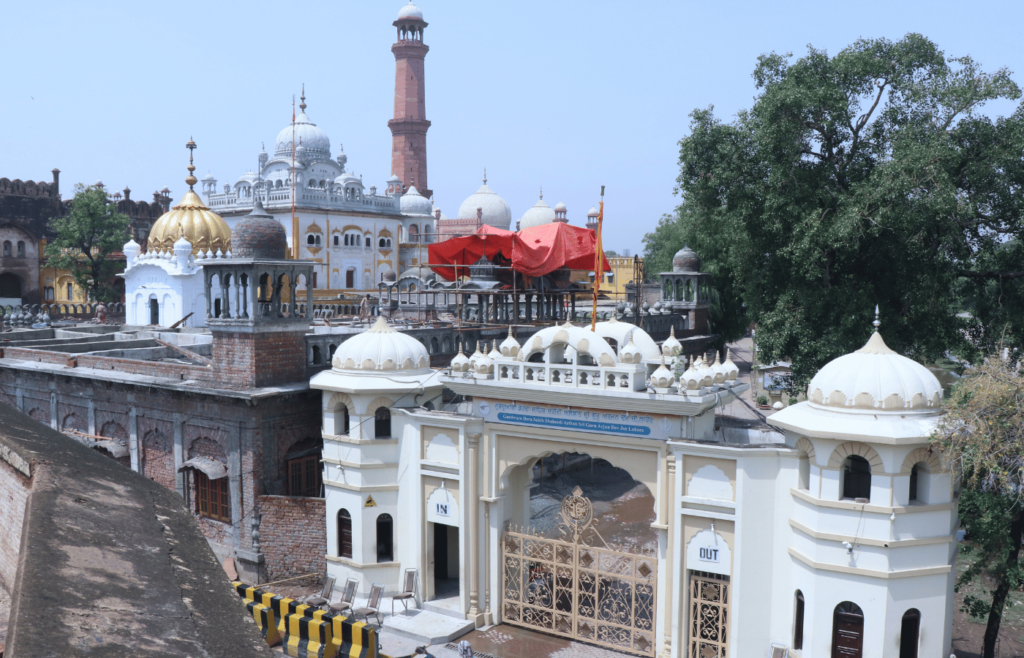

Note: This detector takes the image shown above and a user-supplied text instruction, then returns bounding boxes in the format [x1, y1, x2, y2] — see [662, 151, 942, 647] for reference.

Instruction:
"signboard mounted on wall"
[427, 485, 459, 527]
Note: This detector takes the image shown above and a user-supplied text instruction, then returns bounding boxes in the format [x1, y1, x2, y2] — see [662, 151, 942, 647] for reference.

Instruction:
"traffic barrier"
[331, 614, 376, 658]
[284, 614, 335, 658]
[245, 599, 282, 647]
[233, 581, 264, 604]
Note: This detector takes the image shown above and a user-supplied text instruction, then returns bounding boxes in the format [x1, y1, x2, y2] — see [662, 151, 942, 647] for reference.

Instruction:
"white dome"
[593, 318, 662, 361]
[235, 171, 258, 185]
[458, 181, 512, 230]
[806, 331, 942, 412]
[519, 196, 556, 229]
[401, 186, 433, 216]
[332, 316, 430, 372]
[275, 111, 331, 161]
[518, 321, 618, 366]
[397, 2, 423, 20]
[554, 202, 567, 212]
[335, 172, 362, 187]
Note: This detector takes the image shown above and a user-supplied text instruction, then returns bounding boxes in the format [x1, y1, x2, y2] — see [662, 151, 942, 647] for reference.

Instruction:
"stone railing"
[0, 302, 126, 328]
[205, 188, 399, 214]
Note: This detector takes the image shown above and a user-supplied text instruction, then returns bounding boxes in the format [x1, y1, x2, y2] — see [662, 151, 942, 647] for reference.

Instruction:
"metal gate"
[501, 486, 658, 656]
[688, 571, 729, 658]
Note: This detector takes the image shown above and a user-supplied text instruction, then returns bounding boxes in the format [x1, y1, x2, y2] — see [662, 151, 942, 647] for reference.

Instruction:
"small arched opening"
[374, 407, 391, 439]
[338, 509, 352, 558]
[841, 455, 871, 501]
[793, 590, 805, 650]
[900, 608, 920, 658]
[832, 601, 864, 657]
[377, 513, 394, 563]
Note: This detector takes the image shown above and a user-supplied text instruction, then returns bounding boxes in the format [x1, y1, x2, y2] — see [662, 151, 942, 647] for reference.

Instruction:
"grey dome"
[232, 197, 287, 259]
[672, 245, 701, 272]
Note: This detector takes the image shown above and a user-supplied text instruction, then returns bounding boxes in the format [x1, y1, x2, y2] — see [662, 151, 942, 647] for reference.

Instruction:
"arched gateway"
[312, 318, 747, 657]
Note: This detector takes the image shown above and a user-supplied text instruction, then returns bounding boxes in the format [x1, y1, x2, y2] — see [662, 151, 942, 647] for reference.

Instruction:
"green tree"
[46, 184, 131, 303]
[933, 352, 1024, 658]
[645, 34, 1024, 388]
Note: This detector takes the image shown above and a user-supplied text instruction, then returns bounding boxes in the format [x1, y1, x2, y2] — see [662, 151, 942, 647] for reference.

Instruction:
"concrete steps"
[382, 609, 474, 645]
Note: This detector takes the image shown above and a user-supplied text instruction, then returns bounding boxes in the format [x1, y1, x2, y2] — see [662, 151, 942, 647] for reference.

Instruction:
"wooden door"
[832, 610, 864, 657]
[338, 511, 352, 558]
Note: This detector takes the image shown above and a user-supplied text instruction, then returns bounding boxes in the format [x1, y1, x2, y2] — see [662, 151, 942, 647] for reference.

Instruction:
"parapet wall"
[0, 402, 273, 657]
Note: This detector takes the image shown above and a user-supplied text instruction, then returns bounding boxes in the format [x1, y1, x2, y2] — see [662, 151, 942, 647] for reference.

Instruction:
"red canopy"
[513, 223, 611, 277]
[428, 222, 610, 281]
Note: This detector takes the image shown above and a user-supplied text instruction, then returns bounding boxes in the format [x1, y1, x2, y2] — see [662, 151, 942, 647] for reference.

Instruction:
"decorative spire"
[299, 84, 307, 112]
[539, 186, 543, 200]
[185, 137, 198, 189]
[483, 168, 487, 184]
[873, 304, 880, 332]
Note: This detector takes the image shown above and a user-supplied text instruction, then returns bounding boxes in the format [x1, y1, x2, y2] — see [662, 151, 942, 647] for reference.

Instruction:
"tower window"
[338, 509, 352, 558]
[374, 407, 391, 438]
[376, 513, 394, 563]
[842, 455, 872, 501]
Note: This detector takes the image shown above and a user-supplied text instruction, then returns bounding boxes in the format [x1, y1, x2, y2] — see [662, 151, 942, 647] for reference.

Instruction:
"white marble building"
[200, 91, 438, 291]
[310, 313, 955, 658]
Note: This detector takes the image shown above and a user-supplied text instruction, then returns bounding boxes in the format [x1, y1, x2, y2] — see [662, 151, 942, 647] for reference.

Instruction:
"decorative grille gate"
[501, 486, 658, 656]
[688, 571, 729, 658]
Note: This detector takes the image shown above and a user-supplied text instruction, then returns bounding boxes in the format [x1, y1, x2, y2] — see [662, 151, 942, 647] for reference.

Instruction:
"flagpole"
[590, 186, 605, 332]
[291, 95, 297, 260]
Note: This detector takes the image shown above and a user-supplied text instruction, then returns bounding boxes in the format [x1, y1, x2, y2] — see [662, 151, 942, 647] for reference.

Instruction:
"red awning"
[428, 223, 610, 281]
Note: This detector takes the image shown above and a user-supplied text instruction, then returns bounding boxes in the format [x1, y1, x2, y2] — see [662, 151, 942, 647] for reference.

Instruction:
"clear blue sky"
[2, 0, 1021, 255]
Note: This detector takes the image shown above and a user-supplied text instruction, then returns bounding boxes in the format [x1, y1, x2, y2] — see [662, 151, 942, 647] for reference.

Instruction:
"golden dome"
[147, 139, 232, 256]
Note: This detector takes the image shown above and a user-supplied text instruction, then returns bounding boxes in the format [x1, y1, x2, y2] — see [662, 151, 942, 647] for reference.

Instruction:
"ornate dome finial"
[539, 186, 543, 200]
[483, 168, 487, 184]
[873, 304, 880, 332]
[300, 84, 307, 112]
[185, 137, 198, 189]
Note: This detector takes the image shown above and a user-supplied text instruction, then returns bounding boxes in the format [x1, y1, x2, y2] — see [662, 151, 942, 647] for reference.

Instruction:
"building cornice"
[788, 547, 952, 579]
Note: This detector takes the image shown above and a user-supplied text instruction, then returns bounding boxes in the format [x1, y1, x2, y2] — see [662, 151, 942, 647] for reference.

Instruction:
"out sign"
[699, 547, 719, 563]
[435, 503, 450, 517]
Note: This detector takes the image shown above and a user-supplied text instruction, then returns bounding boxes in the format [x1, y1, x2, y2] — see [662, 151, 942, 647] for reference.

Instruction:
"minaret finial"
[185, 137, 198, 190]
[300, 84, 307, 112]
[483, 168, 487, 184]
[873, 305, 880, 332]
[539, 186, 543, 200]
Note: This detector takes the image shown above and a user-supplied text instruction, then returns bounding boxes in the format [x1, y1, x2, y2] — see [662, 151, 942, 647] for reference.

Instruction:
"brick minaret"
[388, 5, 431, 199]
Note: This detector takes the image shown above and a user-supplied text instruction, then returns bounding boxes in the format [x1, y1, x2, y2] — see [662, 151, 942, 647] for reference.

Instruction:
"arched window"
[833, 601, 864, 657]
[798, 454, 810, 491]
[909, 463, 919, 502]
[793, 590, 805, 650]
[16, 241, 25, 257]
[339, 405, 350, 435]
[307, 234, 316, 245]
[842, 455, 871, 501]
[900, 608, 920, 658]
[338, 509, 352, 558]
[379, 237, 387, 248]
[333, 234, 339, 246]
[2, 241, 10, 257]
[375, 407, 391, 438]
[311, 344, 322, 364]
[377, 513, 394, 563]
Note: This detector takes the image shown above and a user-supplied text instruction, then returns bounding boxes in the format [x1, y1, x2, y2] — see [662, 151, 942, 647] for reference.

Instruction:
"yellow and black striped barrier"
[332, 614, 376, 658]
[245, 599, 282, 647]
[284, 614, 335, 658]
[232, 583, 381, 657]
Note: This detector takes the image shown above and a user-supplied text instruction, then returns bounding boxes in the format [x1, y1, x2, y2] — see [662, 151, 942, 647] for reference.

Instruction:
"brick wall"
[141, 427, 175, 490]
[257, 495, 326, 582]
[0, 453, 30, 593]
[211, 330, 307, 388]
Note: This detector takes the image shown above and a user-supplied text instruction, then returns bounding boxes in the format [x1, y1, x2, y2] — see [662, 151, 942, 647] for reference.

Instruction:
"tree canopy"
[933, 352, 1024, 657]
[644, 34, 1023, 386]
[46, 184, 131, 303]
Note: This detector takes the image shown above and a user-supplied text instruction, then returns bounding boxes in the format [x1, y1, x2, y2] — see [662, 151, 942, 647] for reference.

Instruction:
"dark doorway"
[832, 601, 864, 657]
[346, 269, 355, 288]
[149, 298, 159, 325]
[431, 522, 459, 600]
[899, 608, 920, 658]
[213, 298, 221, 318]
[794, 590, 805, 650]
[0, 272, 21, 299]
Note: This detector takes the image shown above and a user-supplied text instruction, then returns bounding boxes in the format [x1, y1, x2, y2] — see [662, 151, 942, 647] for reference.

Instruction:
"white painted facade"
[121, 237, 210, 328]
[311, 319, 956, 658]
